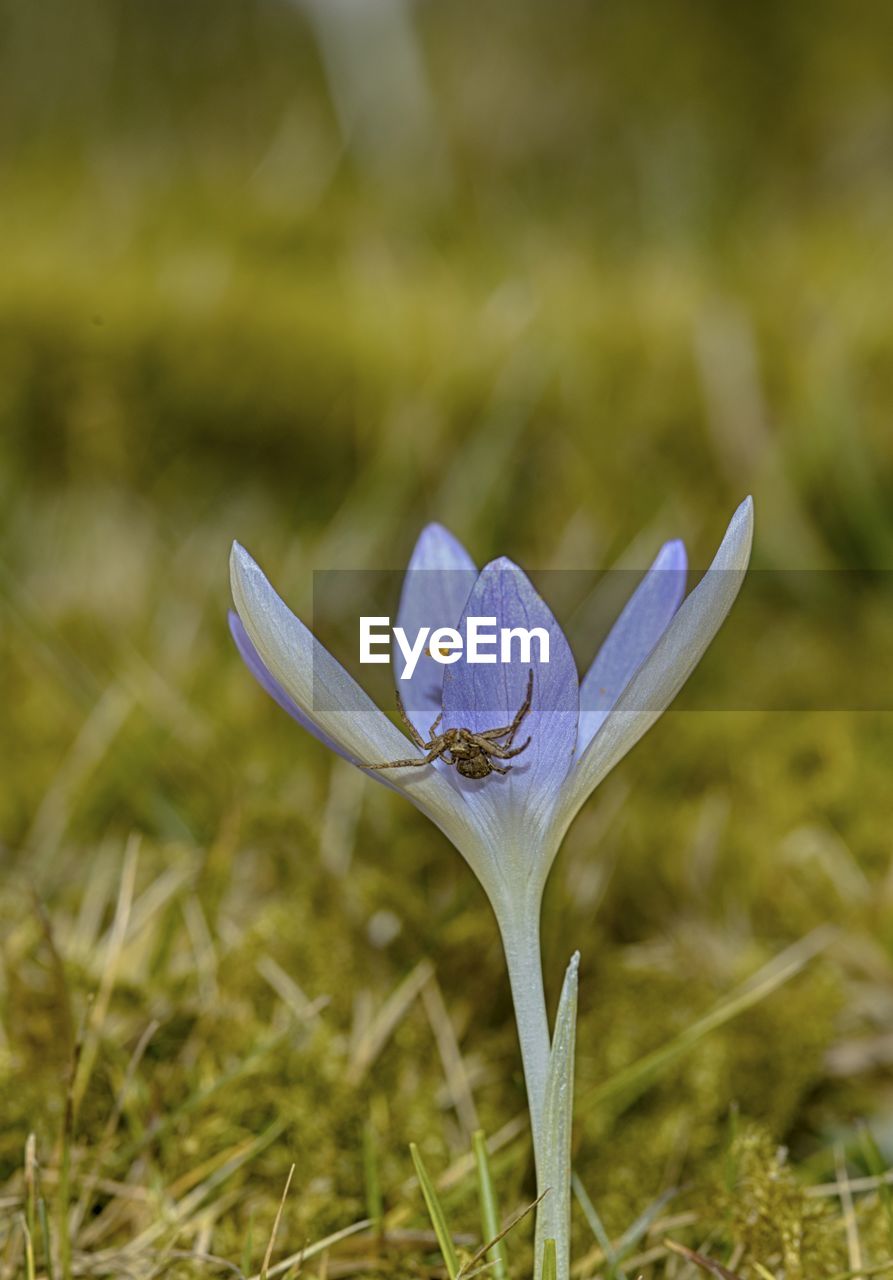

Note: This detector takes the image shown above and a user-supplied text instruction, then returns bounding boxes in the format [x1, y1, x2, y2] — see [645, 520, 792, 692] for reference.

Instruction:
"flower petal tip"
[656, 538, 687, 572]
[480, 554, 523, 576]
[420, 520, 459, 542]
[229, 539, 249, 582]
[728, 496, 755, 559]
[406, 522, 477, 575]
[229, 541, 264, 607]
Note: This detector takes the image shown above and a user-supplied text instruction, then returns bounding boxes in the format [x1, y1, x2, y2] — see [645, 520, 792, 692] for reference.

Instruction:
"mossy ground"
[3, 3, 893, 1276]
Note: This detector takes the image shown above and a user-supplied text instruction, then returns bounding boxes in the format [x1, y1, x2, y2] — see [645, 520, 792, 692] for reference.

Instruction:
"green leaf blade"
[410, 1142, 460, 1280]
[534, 952, 579, 1280]
[472, 1130, 509, 1280]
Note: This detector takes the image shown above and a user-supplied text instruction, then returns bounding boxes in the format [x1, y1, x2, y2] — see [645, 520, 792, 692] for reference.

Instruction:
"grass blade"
[614, 1185, 678, 1260]
[38, 1198, 54, 1280]
[572, 1174, 627, 1280]
[472, 1130, 508, 1280]
[260, 1163, 294, 1280]
[541, 1238, 557, 1280]
[24, 1135, 37, 1280]
[364, 1120, 384, 1233]
[248, 1217, 372, 1280]
[20, 1213, 36, 1280]
[410, 1142, 460, 1280]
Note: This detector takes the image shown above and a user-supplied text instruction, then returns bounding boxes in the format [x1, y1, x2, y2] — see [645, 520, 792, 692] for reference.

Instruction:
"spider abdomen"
[445, 732, 495, 779]
[455, 750, 493, 779]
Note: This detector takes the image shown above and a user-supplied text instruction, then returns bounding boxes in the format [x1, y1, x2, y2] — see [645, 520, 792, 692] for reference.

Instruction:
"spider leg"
[476, 723, 515, 740]
[489, 761, 511, 775]
[365, 745, 445, 771]
[481, 669, 534, 745]
[483, 735, 531, 760]
[394, 690, 429, 750]
[505, 668, 534, 745]
[428, 710, 444, 738]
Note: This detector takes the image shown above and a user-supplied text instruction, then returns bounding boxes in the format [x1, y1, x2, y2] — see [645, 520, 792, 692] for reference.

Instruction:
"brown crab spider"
[366, 669, 534, 780]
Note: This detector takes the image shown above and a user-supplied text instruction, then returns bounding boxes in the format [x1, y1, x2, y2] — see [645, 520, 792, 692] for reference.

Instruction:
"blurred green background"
[2, 2, 893, 1276]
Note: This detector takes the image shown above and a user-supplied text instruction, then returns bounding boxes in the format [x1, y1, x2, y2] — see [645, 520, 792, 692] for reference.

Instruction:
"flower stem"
[499, 906, 551, 1184]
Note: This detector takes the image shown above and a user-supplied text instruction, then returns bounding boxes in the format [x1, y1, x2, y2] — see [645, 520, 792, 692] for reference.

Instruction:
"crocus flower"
[229, 496, 753, 1276]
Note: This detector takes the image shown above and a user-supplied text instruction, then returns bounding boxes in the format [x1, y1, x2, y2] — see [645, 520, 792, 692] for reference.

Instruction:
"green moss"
[3, 3, 893, 1273]
[712, 1125, 844, 1279]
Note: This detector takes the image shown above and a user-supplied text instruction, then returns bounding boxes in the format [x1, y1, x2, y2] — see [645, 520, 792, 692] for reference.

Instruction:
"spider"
[366, 669, 534, 780]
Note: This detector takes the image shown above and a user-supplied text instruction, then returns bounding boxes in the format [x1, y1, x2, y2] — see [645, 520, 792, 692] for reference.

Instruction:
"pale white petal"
[551, 497, 753, 849]
[230, 542, 481, 859]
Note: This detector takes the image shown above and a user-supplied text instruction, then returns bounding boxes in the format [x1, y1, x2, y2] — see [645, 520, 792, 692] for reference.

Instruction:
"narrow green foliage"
[37, 1198, 54, 1280]
[472, 1130, 509, 1280]
[57, 1004, 89, 1280]
[724, 1105, 740, 1194]
[24, 1135, 37, 1280]
[364, 1119, 384, 1233]
[614, 1186, 677, 1260]
[19, 1213, 35, 1280]
[828, 1263, 893, 1280]
[575, 1176, 679, 1280]
[573, 1175, 627, 1280]
[410, 1142, 460, 1280]
[541, 1238, 557, 1280]
[858, 1123, 893, 1251]
[260, 1163, 294, 1280]
[535, 954, 579, 1280]
[57, 1122, 72, 1280]
[242, 1209, 256, 1279]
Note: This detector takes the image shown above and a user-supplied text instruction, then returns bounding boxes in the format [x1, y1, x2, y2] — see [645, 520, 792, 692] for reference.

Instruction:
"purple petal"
[576, 539, 687, 758]
[441, 558, 579, 833]
[228, 610, 354, 762]
[554, 498, 753, 852]
[394, 523, 477, 736]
